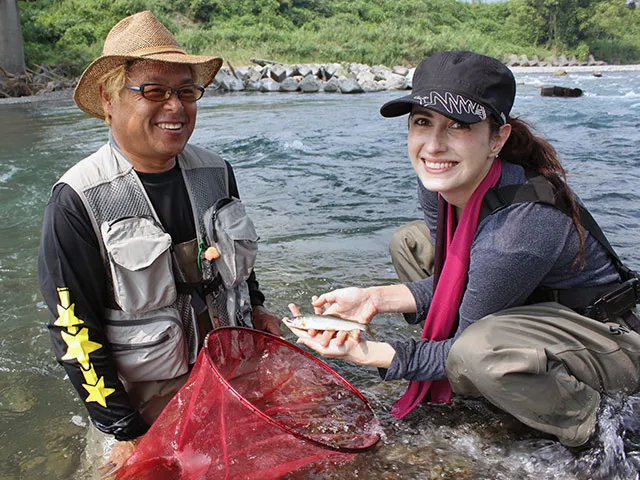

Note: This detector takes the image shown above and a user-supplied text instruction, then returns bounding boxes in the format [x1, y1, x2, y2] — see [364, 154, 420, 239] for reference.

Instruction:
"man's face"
[101, 61, 197, 172]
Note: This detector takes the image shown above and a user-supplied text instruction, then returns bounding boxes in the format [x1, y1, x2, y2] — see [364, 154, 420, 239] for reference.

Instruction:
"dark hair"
[490, 116, 586, 267]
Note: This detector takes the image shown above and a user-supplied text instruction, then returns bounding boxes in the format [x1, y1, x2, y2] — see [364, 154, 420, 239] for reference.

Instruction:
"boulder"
[392, 66, 410, 76]
[324, 63, 344, 79]
[519, 55, 530, 67]
[299, 75, 321, 93]
[308, 64, 322, 77]
[285, 65, 298, 78]
[244, 80, 261, 91]
[339, 78, 364, 94]
[506, 54, 520, 66]
[349, 63, 370, 77]
[269, 64, 287, 83]
[587, 54, 606, 66]
[384, 74, 408, 90]
[323, 77, 341, 92]
[259, 78, 281, 92]
[371, 65, 392, 81]
[213, 71, 244, 91]
[235, 65, 265, 82]
[356, 69, 375, 84]
[233, 66, 251, 82]
[252, 66, 267, 81]
[540, 86, 582, 97]
[279, 77, 301, 92]
[359, 78, 385, 92]
[297, 64, 313, 77]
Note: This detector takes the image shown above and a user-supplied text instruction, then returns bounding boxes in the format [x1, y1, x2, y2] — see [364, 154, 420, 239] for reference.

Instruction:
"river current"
[1, 70, 639, 479]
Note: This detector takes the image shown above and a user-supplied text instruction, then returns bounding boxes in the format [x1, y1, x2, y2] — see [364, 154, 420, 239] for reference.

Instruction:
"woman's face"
[407, 107, 511, 209]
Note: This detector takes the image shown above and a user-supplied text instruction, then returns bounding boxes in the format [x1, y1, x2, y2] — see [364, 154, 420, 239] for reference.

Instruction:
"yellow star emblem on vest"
[61, 327, 102, 369]
[83, 377, 114, 408]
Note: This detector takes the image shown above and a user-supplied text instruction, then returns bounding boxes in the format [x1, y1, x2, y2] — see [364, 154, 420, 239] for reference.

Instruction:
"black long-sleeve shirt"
[38, 159, 265, 440]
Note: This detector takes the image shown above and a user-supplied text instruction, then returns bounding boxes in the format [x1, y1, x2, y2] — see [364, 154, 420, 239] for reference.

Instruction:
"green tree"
[510, 0, 582, 49]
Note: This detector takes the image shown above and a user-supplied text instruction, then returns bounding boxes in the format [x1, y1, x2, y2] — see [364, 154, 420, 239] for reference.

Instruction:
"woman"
[288, 51, 640, 447]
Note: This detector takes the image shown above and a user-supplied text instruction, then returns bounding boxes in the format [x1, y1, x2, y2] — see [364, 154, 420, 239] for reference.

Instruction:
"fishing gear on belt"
[480, 172, 640, 329]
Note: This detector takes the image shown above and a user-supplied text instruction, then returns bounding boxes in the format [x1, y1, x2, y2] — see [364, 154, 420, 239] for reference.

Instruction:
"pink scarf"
[391, 158, 503, 419]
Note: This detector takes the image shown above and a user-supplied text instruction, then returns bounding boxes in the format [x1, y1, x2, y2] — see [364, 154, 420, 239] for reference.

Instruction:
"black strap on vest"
[480, 172, 640, 327]
[177, 275, 224, 314]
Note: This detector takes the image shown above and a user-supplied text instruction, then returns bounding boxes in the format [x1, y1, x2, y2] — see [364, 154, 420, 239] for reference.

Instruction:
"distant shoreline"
[508, 64, 640, 74]
[2, 64, 639, 105]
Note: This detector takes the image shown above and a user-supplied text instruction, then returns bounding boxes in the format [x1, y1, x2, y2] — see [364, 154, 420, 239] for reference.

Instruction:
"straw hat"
[73, 10, 222, 119]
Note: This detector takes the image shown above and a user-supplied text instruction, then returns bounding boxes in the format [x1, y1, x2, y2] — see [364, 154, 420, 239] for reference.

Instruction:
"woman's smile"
[423, 160, 458, 172]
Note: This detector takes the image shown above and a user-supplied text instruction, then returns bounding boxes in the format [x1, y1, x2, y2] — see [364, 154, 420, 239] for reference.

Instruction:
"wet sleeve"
[225, 161, 266, 307]
[404, 276, 434, 324]
[37, 184, 149, 440]
[385, 203, 571, 382]
[417, 181, 438, 244]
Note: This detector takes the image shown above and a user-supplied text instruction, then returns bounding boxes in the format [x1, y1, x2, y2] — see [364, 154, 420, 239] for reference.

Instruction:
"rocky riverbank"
[208, 57, 640, 94]
[2, 57, 640, 104]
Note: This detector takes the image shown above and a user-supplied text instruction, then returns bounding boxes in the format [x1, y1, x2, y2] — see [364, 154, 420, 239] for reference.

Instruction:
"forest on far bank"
[18, 0, 640, 75]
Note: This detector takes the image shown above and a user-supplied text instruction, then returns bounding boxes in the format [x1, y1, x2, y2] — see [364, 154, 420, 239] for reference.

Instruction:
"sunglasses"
[123, 83, 205, 102]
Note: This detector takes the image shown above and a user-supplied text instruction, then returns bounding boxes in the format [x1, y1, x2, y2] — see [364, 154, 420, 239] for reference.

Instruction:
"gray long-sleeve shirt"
[385, 161, 620, 382]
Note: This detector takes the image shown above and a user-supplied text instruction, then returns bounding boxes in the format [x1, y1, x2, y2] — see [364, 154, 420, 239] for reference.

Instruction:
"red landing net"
[115, 327, 381, 480]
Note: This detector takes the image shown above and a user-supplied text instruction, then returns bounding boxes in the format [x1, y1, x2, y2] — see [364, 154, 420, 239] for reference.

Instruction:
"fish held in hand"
[282, 314, 377, 341]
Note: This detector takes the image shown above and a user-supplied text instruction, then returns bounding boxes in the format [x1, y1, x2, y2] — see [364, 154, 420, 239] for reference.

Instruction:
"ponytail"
[491, 116, 586, 267]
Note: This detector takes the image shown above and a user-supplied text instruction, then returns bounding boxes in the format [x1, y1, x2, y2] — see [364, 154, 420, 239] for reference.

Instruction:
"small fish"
[282, 314, 377, 341]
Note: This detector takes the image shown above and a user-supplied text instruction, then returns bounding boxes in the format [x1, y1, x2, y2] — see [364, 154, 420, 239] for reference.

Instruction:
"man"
[37, 10, 281, 474]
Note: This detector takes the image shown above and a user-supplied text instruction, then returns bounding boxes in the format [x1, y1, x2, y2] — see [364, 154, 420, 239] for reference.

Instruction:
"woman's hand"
[311, 287, 378, 323]
[285, 303, 396, 368]
[290, 321, 395, 368]
[287, 303, 357, 347]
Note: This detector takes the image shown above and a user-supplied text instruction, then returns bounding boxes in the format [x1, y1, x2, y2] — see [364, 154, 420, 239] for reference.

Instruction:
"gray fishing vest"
[57, 142, 258, 384]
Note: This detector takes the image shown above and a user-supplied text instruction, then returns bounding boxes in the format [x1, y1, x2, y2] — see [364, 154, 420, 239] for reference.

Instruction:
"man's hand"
[252, 305, 282, 336]
[97, 437, 141, 479]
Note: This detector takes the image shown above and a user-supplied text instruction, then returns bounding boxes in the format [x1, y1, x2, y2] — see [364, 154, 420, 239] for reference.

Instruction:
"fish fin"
[366, 326, 378, 342]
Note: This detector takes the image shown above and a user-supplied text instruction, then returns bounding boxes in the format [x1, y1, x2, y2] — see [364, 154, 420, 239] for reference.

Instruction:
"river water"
[1, 70, 639, 480]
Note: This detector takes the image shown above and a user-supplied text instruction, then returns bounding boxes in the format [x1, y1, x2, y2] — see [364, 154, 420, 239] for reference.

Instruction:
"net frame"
[204, 326, 380, 453]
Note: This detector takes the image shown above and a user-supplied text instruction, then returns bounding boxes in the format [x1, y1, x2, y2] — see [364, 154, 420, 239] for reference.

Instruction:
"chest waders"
[480, 172, 640, 332]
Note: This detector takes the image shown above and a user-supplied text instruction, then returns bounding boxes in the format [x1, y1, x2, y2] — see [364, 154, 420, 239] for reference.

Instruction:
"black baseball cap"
[380, 51, 515, 124]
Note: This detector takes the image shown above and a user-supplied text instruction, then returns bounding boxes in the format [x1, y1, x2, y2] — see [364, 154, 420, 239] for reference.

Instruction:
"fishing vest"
[57, 142, 258, 384]
[480, 172, 640, 329]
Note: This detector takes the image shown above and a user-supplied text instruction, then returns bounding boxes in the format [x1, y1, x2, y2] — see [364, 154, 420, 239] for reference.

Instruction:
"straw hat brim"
[73, 53, 223, 120]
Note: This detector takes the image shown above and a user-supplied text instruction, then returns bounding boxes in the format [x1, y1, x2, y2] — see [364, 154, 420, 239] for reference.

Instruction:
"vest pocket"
[105, 307, 189, 383]
[102, 216, 177, 314]
[204, 198, 259, 289]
